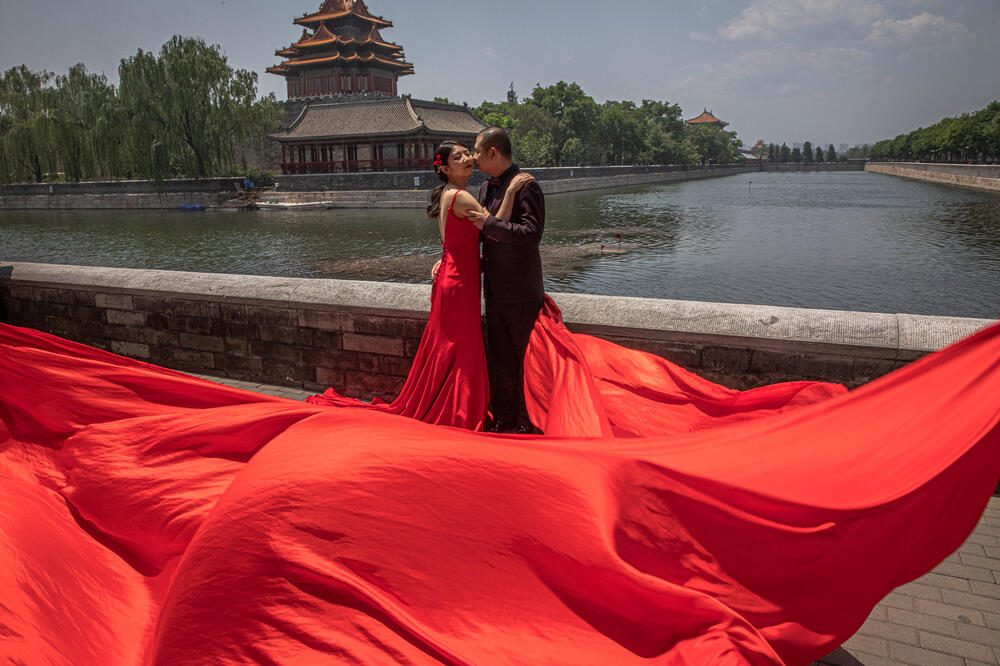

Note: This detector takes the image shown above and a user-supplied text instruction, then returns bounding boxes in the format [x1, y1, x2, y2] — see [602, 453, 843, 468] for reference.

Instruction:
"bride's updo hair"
[427, 140, 462, 218]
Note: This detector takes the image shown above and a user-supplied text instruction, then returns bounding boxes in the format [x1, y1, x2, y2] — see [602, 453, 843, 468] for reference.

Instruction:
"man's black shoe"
[485, 419, 507, 433]
[512, 423, 534, 435]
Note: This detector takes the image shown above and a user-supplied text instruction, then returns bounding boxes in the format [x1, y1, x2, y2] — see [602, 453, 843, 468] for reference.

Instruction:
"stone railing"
[0, 177, 248, 210]
[866, 162, 1000, 192]
[1, 262, 994, 398]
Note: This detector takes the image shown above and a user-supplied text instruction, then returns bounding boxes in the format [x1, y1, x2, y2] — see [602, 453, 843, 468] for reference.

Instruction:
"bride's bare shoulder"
[450, 189, 480, 213]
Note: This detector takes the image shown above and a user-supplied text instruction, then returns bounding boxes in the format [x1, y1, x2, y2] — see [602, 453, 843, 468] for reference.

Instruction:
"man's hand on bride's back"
[466, 209, 487, 229]
[431, 259, 442, 279]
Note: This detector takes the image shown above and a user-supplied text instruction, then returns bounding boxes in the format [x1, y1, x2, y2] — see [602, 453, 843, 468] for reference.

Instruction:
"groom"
[467, 126, 545, 434]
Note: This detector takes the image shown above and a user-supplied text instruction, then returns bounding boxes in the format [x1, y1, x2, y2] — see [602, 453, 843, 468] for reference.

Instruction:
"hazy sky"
[2, 0, 998, 147]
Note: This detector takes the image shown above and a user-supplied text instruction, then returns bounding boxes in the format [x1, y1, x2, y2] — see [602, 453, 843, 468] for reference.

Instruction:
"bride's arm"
[495, 173, 534, 221]
[465, 173, 535, 229]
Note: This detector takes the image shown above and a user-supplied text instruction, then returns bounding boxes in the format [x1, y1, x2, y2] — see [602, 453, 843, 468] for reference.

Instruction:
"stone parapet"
[0, 192, 235, 210]
[2, 262, 993, 397]
[866, 162, 1000, 192]
[0, 177, 245, 197]
[764, 163, 866, 172]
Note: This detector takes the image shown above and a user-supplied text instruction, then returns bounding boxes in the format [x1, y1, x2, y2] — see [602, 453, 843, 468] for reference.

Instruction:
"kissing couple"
[309, 125, 546, 434]
[307, 126, 850, 437]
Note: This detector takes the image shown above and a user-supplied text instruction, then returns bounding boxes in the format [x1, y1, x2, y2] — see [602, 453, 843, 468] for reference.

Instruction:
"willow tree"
[48, 64, 118, 182]
[0, 65, 57, 183]
[118, 36, 280, 179]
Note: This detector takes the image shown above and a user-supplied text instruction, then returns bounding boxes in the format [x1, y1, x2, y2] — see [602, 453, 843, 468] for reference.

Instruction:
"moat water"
[2, 171, 999, 318]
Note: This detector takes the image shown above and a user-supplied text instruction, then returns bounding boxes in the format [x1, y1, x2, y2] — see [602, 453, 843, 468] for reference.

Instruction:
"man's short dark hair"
[477, 126, 512, 159]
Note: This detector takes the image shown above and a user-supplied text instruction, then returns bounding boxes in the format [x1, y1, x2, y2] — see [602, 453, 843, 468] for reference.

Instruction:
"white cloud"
[676, 45, 873, 102]
[717, 0, 885, 40]
[865, 12, 968, 43]
[689, 31, 715, 42]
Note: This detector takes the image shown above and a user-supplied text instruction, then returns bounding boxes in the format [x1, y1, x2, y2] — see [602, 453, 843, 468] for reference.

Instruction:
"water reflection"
[1, 171, 998, 318]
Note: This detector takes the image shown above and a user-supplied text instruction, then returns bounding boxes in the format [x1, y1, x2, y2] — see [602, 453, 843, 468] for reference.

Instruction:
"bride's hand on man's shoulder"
[507, 172, 535, 194]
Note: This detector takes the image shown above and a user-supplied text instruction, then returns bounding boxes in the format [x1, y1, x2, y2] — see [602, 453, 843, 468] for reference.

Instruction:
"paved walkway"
[195, 372, 1000, 666]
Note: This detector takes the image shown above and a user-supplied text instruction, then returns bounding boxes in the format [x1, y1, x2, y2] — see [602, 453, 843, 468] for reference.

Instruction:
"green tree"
[0, 65, 57, 182]
[826, 144, 837, 162]
[509, 103, 557, 166]
[802, 141, 813, 162]
[815, 146, 824, 162]
[506, 82, 517, 104]
[596, 100, 643, 165]
[474, 99, 516, 131]
[791, 146, 802, 162]
[780, 143, 791, 162]
[118, 36, 281, 179]
[686, 123, 741, 164]
[767, 143, 776, 161]
[526, 81, 598, 165]
[49, 64, 118, 181]
[475, 83, 740, 167]
[636, 100, 693, 165]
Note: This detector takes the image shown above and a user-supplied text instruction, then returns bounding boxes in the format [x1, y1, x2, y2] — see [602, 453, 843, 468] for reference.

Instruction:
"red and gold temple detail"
[267, 0, 413, 99]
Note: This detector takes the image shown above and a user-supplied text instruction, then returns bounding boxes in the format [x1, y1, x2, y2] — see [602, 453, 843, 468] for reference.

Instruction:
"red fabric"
[525, 295, 848, 437]
[3, 318, 1000, 665]
[307, 192, 489, 431]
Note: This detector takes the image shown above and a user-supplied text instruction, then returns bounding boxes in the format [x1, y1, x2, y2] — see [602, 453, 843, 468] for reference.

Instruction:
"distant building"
[739, 139, 767, 163]
[270, 97, 486, 173]
[267, 0, 485, 174]
[685, 109, 729, 129]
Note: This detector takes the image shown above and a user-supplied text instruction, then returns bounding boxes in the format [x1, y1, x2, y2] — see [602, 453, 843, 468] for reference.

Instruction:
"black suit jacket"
[478, 165, 545, 304]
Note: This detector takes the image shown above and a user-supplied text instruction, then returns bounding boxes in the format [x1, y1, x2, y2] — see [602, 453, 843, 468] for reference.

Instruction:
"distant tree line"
[841, 102, 1000, 164]
[867, 101, 999, 163]
[0, 36, 281, 184]
[471, 82, 743, 167]
[764, 141, 841, 164]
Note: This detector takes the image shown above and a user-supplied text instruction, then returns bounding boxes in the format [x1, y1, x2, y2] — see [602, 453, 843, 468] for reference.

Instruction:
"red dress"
[307, 190, 489, 430]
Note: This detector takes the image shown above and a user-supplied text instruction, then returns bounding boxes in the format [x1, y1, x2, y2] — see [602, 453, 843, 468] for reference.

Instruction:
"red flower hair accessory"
[432, 154, 443, 167]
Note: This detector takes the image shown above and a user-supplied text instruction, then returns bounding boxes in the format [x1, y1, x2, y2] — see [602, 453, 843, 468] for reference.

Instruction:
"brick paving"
[194, 372, 1000, 666]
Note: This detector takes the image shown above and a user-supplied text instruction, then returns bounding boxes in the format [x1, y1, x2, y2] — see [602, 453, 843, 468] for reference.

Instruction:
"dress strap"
[447, 190, 460, 215]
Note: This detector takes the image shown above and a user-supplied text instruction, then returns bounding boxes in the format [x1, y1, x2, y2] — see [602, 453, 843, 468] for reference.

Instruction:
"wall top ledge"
[2, 262, 994, 357]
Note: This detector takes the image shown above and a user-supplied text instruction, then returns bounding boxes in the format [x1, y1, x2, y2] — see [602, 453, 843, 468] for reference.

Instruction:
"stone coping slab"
[2, 262, 995, 359]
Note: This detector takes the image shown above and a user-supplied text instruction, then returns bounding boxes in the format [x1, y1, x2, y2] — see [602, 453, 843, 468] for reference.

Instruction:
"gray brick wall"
[1, 263, 994, 398]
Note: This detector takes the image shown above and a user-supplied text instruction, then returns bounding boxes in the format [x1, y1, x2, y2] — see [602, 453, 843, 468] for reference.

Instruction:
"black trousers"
[485, 298, 543, 427]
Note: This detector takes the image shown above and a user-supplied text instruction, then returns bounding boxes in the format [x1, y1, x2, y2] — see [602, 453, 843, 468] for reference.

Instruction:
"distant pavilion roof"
[294, 0, 392, 28]
[270, 97, 487, 142]
[686, 109, 729, 128]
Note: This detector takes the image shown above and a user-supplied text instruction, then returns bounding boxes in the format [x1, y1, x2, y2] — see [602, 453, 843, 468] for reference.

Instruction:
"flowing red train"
[2, 315, 999, 665]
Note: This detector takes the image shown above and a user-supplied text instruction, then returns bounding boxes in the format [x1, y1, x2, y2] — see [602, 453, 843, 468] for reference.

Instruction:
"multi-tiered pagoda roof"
[268, 0, 413, 99]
